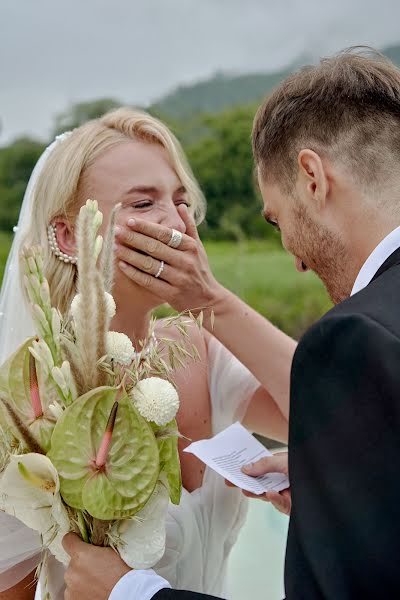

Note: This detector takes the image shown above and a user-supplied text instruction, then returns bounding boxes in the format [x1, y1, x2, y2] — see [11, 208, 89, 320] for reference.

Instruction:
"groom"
[63, 48, 400, 598]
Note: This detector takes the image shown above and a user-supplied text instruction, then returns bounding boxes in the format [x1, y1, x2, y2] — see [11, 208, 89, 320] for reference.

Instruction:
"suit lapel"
[370, 246, 400, 284]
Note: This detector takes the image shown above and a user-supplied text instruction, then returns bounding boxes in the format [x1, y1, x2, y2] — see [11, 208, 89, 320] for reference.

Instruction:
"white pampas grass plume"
[131, 377, 180, 426]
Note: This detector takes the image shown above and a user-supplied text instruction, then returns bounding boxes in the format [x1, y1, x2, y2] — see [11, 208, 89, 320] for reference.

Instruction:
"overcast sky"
[1, 0, 400, 144]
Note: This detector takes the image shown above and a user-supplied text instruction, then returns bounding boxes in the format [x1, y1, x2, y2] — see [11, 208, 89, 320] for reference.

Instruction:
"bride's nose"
[161, 204, 187, 234]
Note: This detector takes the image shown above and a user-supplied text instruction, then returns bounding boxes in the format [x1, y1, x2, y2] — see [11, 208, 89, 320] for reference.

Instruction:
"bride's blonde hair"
[23, 107, 206, 314]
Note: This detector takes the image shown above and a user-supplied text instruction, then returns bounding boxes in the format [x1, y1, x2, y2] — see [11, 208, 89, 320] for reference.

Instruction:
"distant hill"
[150, 44, 400, 120]
[381, 43, 400, 65]
[149, 67, 295, 119]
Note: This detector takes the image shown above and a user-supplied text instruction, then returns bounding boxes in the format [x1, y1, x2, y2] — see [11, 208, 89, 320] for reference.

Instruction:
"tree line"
[0, 99, 280, 242]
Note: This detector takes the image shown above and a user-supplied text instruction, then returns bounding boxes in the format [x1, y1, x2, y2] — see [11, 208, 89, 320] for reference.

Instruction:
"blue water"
[226, 501, 289, 599]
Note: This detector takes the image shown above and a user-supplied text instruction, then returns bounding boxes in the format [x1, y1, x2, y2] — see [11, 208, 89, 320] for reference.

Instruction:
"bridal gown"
[0, 336, 283, 599]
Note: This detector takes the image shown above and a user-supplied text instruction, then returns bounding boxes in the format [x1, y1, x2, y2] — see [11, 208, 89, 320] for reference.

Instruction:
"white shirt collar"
[351, 225, 400, 296]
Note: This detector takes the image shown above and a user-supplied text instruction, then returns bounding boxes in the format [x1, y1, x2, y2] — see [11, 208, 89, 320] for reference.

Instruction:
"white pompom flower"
[132, 377, 180, 426]
[106, 331, 136, 365]
[70, 292, 116, 320]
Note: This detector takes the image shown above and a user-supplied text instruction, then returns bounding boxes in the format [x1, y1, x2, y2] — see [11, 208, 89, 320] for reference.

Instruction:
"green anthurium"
[153, 419, 182, 505]
[0, 338, 57, 452]
[47, 387, 160, 520]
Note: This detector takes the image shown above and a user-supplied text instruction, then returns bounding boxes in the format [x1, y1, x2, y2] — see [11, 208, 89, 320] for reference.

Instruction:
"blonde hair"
[23, 107, 206, 314]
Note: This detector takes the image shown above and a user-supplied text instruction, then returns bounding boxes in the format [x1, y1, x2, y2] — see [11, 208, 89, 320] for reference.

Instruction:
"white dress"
[0, 336, 260, 599]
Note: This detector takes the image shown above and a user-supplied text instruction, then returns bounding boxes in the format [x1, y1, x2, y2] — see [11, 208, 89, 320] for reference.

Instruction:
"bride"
[0, 108, 295, 600]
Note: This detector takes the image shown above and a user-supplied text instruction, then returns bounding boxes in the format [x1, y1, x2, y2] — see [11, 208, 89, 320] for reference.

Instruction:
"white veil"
[0, 132, 72, 365]
[0, 132, 73, 594]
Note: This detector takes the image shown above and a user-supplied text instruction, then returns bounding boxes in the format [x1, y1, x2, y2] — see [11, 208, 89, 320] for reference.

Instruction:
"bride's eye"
[133, 200, 153, 209]
[175, 199, 191, 208]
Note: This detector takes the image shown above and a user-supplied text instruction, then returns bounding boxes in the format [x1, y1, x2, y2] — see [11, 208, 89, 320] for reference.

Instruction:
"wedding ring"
[168, 229, 183, 249]
[154, 260, 164, 279]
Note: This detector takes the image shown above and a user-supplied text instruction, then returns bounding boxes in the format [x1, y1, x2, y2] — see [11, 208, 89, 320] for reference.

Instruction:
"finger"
[62, 532, 85, 557]
[225, 479, 237, 488]
[115, 245, 177, 283]
[118, 260, 175, 296]
[123, 219, 194, 253]
[242, 455, 284, 477]
[115, 228, 181, 263]
[177, 204, 201, 243]
[242, 490, 271, 501]
[265, 491, 291, 515]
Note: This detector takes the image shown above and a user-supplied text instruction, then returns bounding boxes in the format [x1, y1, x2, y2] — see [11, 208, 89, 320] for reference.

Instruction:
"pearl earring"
[47, 224, 77, 265]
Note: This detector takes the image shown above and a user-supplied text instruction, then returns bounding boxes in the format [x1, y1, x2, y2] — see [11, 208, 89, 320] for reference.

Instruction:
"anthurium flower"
[0, 453, 70, 565]
[113, 481, 170, 569]
[47, 387, 160, 520]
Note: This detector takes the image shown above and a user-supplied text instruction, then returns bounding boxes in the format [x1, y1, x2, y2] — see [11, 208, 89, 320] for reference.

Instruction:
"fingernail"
[127, 218, 136, 227]
[114, 225, 122, 236]
[119, 261, 127, 269]
[242, 464, 253, 473]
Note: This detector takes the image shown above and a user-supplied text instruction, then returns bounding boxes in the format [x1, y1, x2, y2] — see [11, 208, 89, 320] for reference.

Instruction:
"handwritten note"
[184, 422, 289, 495]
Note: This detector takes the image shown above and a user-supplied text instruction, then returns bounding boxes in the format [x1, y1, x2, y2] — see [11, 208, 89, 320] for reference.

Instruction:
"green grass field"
[203, 240, 332, 338]
[0, 235, 331, 339]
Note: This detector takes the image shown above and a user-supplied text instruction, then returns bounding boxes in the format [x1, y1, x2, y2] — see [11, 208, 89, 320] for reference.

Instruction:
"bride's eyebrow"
[124, 185, 159, 196]
[173, 185, 187, 195]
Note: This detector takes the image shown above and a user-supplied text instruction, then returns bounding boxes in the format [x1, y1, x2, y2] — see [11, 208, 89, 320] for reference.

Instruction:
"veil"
[0, 132, 72, 365]
[0, 132, 73, 594]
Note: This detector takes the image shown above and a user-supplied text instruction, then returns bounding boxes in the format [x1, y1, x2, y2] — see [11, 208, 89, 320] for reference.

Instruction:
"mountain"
[381, 43, 400, 65]
[149, 66, 295, 119]
[150, 45, 400, 120]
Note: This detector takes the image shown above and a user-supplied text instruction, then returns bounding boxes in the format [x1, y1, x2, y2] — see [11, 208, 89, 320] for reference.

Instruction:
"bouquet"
[0, 200, 199, 592]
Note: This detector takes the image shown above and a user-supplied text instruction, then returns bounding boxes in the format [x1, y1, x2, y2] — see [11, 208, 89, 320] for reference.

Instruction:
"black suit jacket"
[155, 249, 400, 600]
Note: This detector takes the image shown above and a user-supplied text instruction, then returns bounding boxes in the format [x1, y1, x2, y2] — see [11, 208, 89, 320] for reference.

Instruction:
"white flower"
[113, 481, 169, 569]
[106, 331, 135, 365]
[132, 377, 180, 425]
[0, 453, 70, 565]
[70, 292, 116, 320]
[49, 401, 64, 420]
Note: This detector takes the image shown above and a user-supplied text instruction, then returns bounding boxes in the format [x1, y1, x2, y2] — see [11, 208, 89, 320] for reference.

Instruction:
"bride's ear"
[53, 220, 77, 256]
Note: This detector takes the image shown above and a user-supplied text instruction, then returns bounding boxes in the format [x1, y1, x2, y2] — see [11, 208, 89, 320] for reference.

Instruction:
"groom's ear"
[297, 149, 329, 213]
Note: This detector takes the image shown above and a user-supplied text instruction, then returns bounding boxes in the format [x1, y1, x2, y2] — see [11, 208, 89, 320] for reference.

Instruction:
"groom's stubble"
[288, 201, 354, 305]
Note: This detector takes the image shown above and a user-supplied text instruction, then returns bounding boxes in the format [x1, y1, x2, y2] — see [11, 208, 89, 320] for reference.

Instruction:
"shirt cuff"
[109, 569, 171, 600]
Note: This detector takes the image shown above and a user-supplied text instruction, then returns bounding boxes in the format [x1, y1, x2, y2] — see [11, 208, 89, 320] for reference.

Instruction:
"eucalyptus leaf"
[48, 387, 160, 519]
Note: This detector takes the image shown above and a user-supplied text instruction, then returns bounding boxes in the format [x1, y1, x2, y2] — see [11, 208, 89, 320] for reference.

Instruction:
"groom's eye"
[266, 217, 280, 231]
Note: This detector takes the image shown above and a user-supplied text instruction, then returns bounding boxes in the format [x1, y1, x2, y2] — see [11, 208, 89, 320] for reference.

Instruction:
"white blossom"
[0, 453, 70, 565]
[131, 377, 180, 425]
[113, 481, 169, 569]
[70, 292, 116, 321]
[106, 331, 135, 365]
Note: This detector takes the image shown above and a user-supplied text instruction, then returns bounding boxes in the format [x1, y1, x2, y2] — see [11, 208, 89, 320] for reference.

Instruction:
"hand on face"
[114, 204, 226, 315]
[62, 533, 131, 600]
[225, 451, 291, 516]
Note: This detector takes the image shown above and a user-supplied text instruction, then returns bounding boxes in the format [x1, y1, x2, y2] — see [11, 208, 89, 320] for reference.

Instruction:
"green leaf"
[48, 387, 160, 519]
[154, 419, 182, 505]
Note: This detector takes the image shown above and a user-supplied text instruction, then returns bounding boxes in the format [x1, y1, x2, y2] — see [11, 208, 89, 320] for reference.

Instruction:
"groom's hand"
[62, 533, 131, 600]
[226, 452, 291, 516]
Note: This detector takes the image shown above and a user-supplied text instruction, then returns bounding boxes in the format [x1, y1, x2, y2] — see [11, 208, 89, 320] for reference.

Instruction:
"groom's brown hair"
[252, 47, 400, 193]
